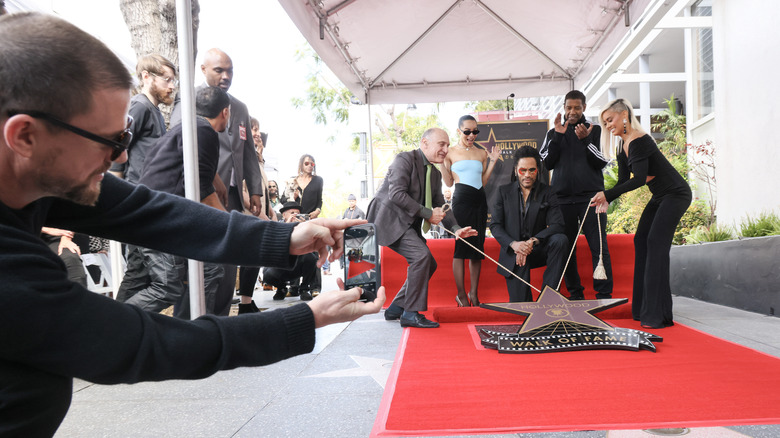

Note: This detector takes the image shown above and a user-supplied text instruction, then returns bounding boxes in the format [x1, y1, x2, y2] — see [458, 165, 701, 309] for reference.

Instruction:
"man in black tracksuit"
[539, 90, 613, 300]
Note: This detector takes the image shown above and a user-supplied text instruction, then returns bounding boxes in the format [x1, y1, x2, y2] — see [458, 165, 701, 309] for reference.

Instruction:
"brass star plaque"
[478, 286, 662, 353]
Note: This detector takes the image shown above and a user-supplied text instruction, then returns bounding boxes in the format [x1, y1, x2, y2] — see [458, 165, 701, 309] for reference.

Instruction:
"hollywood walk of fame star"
[481, 286, 628, 334]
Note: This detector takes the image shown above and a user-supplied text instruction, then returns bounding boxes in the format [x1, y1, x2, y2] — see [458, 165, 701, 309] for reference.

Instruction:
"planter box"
[670, 235, 780, 316]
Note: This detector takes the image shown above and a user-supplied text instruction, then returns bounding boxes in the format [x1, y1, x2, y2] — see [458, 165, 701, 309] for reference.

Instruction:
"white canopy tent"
[278, 0, 668, 105]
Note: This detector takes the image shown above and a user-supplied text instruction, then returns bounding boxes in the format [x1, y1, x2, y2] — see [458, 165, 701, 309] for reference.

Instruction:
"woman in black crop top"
[590, 99, 691, 329]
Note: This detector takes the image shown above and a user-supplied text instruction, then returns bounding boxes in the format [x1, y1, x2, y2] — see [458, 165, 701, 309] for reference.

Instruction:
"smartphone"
[342, 223, 380, 302]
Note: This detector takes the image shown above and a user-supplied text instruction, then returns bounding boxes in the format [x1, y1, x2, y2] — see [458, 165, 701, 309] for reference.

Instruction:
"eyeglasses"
[461, 129, 480, 136]
[303, 162, 314, 167]
[517, 167, 538, 175]
[150, 72, 179, 87]
[268, 185, 278, 189]
[8, 110, 133, 160]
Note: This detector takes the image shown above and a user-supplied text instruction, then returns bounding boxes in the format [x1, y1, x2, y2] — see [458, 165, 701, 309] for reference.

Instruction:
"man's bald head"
[201, 48, 233, 91]
[420, 127, 450, 164]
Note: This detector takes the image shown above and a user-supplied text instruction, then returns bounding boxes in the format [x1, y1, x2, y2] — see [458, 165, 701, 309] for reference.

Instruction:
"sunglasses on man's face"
[8, 110, 133, 160]
[461, 129, 480, 136]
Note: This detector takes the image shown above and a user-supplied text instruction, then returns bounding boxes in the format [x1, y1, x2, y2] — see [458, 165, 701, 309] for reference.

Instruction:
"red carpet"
[371, 319, 780, 436]
[381, 235, 636, 311]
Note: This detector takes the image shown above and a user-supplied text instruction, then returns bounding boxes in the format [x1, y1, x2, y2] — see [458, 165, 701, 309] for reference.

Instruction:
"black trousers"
[559, 201, 613, 298]
[633, 191, 692, 327]
[504, 233, 568, 302]
[212, 186, 245, 315]
[262, 253, 318, 291]
[237, 266, 261, 298]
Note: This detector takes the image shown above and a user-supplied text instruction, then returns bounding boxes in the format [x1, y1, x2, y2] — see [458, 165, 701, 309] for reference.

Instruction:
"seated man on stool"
[490, 146, 568, 302]
[263, 202, 318, 302]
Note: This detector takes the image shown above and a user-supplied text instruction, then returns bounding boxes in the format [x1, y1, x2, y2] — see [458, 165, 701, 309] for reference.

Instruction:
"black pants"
[504, 233, 568, 302]
[633, 191, 692, 327]
[212, 186, 245, 315]
[237, 266, 261, 298]
[559, 201, 613, 298]
[116, 244, 148, 302]
[262, 253, 318, 291]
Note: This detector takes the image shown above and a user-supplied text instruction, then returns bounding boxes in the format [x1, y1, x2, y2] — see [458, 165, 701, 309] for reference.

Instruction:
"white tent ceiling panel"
[279, 0, 657, 104]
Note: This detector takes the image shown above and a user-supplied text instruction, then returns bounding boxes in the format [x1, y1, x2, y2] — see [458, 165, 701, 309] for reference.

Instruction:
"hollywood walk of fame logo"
[477, 286, 662, 354]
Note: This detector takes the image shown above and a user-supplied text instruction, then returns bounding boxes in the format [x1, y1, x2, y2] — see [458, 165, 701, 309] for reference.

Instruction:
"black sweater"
[0, 175, 315, 427]
[605, 134, 691, 202]
[540, 117, 608, 203]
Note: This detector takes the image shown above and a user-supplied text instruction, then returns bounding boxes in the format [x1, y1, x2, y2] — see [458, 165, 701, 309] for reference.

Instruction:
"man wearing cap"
[342, 194, 365, 220]
[263, 202, 319, 301]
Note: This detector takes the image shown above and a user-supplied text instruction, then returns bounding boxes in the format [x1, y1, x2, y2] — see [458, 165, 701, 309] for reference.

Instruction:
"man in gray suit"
[201, 48, 265, 315]
[367, 128, 477, 328]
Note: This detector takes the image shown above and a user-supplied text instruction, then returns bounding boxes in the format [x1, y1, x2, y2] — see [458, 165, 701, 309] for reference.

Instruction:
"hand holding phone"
[342, 223, 380, 302]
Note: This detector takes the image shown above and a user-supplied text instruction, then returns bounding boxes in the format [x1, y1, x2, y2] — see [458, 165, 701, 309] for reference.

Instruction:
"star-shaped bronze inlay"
[481, 286, 628, 334]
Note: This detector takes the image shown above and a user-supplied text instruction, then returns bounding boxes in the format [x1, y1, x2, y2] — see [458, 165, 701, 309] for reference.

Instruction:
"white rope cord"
[441, 226, 541, 294]
[556, 202, 592, 291]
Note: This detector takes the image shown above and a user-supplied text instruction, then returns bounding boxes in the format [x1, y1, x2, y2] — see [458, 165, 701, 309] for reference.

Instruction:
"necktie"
[422, 164, 433, 233]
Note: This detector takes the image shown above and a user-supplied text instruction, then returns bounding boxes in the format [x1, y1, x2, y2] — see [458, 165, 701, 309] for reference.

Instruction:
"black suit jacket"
[489, 180, 565, 276]
[367, 149, 458, 246]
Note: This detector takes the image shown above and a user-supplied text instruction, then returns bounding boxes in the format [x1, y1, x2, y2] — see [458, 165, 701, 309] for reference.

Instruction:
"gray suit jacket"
[367, 149, 458, 246]
[218, 94, 262, 209]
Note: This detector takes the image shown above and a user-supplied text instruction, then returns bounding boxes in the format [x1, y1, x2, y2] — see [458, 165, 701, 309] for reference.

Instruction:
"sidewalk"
[55, 267, 780, 437]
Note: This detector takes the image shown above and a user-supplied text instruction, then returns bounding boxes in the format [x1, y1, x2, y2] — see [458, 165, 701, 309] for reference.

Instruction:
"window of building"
[692, 0, 713, 120]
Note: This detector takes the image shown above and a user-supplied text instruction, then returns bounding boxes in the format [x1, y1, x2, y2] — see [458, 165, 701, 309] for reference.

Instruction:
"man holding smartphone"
[367, 128, 477, 328]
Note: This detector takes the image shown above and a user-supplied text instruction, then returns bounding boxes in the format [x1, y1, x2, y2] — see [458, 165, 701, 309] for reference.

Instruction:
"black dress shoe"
[238, 302, 260, 314]
[400, 313, 440, 328]
[384, 303, 404, 320]
[273, 288, 287, 301]
[299, 290, 313, 301]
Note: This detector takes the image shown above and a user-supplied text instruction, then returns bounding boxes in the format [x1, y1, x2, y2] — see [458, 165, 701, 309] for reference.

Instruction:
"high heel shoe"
[455, 295, 470, 307]
[468, 292, 480, 307]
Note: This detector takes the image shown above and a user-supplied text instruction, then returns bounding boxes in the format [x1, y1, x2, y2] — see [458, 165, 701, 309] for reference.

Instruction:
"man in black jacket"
[490, 146, 567, 302]
[118, 86, 231, 317]
[0, 13, 384, 436]
[540, 90, 613, 300]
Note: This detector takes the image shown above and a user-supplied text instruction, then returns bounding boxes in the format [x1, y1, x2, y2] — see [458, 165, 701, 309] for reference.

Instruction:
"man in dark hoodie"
[539, 90, 613, 300]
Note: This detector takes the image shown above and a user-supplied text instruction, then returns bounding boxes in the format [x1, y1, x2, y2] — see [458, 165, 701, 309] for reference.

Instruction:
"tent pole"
[366, 88, 375, 196]
[176, 0, 206, 319]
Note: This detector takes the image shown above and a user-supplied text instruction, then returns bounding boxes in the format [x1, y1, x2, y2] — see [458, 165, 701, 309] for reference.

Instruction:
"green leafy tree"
[373, 106, 443, 152]
[291, 44, 443, 153]
[652, 94, 689, 177]
[464, 100, 510, 112]
[290, 46, 351, 142]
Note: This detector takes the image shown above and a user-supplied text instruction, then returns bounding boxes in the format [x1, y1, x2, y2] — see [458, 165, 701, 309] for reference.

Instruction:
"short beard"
[36, 154, 102, 206]
[152, 84, 174, 106]
[40, 174, 101, 206]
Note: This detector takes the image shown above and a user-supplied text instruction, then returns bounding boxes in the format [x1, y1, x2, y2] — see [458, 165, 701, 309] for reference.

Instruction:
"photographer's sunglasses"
[7, 110, 133, 160]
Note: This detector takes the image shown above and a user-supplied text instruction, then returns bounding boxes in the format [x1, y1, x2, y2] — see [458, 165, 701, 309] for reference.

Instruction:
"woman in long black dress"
[590, 98, 691, 329]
